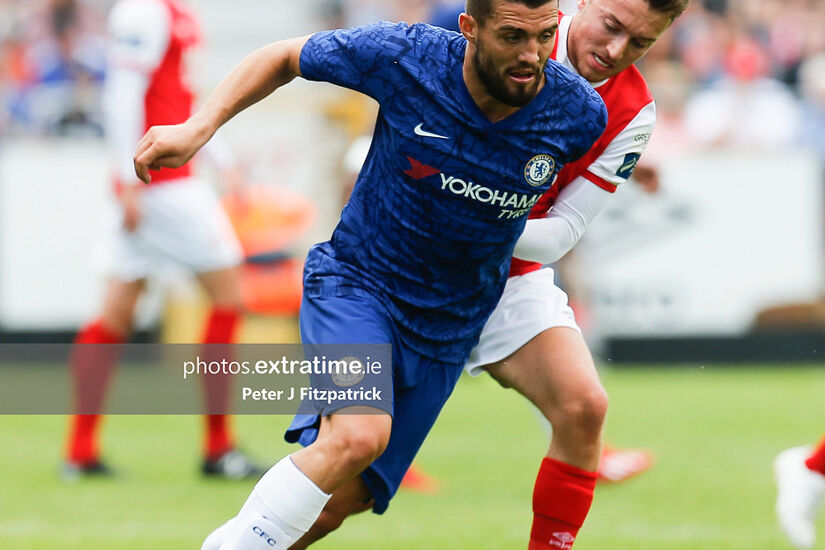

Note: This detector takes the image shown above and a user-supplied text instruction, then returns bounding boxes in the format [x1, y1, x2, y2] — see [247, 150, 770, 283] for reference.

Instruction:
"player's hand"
[133, 120, 211, 184]
[120, 184, 142, 232]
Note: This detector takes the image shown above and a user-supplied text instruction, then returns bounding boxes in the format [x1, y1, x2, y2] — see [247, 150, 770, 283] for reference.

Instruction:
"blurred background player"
[775, 436, 825, 549]
[62, 0, 262, 480]
[460, 0, 688, 547]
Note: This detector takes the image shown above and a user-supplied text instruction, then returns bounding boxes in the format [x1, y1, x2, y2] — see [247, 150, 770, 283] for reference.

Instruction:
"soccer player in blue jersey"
[134, 0, 606, 547]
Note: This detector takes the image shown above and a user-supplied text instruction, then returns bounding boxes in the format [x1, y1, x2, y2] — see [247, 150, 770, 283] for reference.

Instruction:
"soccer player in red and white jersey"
[63, 0, 261, 480]
[463, 0, 688, 548]
[775, 437, 825, 549]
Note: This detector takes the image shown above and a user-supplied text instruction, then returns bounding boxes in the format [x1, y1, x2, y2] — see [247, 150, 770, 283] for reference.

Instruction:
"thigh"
[99, 278, 145, 334]
[362, 355, 462, 514]
[465, 268, 580, 376]
[486, 326, 600, 416]
[286, 292, 396, 449]
[196, 266, 243, 309]
[298, 293, 393, 345]
[290, 294, 463, 514]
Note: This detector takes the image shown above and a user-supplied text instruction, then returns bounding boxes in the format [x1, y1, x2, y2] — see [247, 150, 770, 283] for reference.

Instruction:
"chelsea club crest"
[524, 154, 556, 187]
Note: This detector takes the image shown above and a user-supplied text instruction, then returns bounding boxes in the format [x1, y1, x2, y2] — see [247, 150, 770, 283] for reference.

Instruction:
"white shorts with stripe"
[99, 177, 242, 281]
[465, 267, 581, 376]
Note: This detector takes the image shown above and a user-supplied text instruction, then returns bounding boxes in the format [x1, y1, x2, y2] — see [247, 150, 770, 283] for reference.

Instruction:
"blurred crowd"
[638, 0, 825, 155]
[1, 0, 825, 157]
[0, 0, 107, 137]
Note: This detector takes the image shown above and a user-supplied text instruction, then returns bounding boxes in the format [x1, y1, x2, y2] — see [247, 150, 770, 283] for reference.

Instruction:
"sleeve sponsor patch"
[616, 152, 641, 180]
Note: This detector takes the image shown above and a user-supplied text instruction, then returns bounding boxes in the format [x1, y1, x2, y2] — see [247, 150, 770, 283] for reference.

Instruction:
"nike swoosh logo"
[414, 123, 450, 140]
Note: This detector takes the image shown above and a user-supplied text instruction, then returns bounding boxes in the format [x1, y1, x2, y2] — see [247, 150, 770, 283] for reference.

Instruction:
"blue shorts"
[285, 293, 463, 514]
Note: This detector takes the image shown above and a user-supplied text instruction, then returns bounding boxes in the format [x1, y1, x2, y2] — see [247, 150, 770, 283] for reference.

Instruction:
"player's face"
[569, 0, 671, 82]
[471, 1, 559, 107]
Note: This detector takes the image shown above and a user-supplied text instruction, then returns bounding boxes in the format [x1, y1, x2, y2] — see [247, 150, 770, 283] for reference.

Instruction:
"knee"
[551, 384, 609, 436]
[211, 298, 244, 314]
[331, 422, 390, 472]
[341, 429, 390, 467]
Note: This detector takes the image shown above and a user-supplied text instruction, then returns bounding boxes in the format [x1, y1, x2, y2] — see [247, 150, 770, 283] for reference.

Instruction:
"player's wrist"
[188, 112, 220, 147]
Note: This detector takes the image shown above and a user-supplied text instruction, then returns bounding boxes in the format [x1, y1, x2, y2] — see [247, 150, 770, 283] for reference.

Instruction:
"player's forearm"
[512, 176, 611, 264]
[513, 215, 580, 264]
[189, 36, 311, 141]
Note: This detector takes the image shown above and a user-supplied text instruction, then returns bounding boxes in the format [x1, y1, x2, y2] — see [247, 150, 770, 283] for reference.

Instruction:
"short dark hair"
[465, 0, 558, 26]
[646, 0, 690, 22]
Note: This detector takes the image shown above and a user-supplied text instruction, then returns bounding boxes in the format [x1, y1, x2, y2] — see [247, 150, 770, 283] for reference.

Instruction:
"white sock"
[201, 518, 234, 550]
[217, 456, 331, 550]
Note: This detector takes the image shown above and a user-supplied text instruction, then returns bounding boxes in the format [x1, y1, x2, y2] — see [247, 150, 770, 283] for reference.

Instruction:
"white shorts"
[465, 267, 581, 376]
[99, 177, 242, 281]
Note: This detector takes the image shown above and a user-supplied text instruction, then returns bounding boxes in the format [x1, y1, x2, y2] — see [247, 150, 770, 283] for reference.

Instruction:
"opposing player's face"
[569, 0, 671, 82]
[472, 2, 559, 107]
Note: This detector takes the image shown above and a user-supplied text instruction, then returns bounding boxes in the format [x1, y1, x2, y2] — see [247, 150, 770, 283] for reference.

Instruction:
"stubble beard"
[472, 41, 544, 108]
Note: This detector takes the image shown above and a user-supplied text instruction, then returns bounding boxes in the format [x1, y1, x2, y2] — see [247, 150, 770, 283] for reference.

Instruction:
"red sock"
[66, 320, 124, 464]
[529, 457, 597, 550]
[805, 435, 825, 476]
[201, 308, 240, 459]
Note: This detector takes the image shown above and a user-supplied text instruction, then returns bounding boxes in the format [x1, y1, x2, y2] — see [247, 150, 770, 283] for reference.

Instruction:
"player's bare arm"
[133, 35, 310, 183]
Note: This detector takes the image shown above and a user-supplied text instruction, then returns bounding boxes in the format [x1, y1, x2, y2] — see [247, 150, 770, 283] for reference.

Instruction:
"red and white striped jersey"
[510, 14, 656, 277]
[104, 0, 201, 186]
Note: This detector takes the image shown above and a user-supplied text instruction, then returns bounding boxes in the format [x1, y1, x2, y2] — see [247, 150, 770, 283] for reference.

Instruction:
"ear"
[459, 12, 478, 43]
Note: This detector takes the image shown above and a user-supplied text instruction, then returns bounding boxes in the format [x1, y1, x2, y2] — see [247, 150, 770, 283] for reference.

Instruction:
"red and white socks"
[529, 457, 597, 550]
[201, 307, 241, 459]
[66, 319, 124, 464]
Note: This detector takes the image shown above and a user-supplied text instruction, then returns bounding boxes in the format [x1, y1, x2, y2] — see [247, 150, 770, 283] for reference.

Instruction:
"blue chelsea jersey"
[300, 21, 606, 366]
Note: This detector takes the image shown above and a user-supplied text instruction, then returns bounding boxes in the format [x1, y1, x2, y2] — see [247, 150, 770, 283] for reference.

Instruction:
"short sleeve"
[107, 0, 171, 73]
[584, 100, 656, 190]
[299, 21, 418, 102]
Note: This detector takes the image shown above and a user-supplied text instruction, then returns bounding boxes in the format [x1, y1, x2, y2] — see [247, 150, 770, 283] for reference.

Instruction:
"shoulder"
[107, 0, 171, 71]
[540, 62, 607, 157]
[109, 0, 170, 34]
[311, 21, 456, 48]
[596, 65, 655, 137]
[305, 21, 462, 71]
[545, 60, 604, 111]
[601, 65, 653, 112]
[551, 62, 607, 135]
[358, 21, 461, 59]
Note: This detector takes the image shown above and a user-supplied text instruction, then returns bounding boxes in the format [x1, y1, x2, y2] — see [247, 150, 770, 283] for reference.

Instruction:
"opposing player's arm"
[514, 99, 658, 263]
[582, 101, 656, 191]
[134, 35, 310, 183]
[512, 176, 611, 264]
